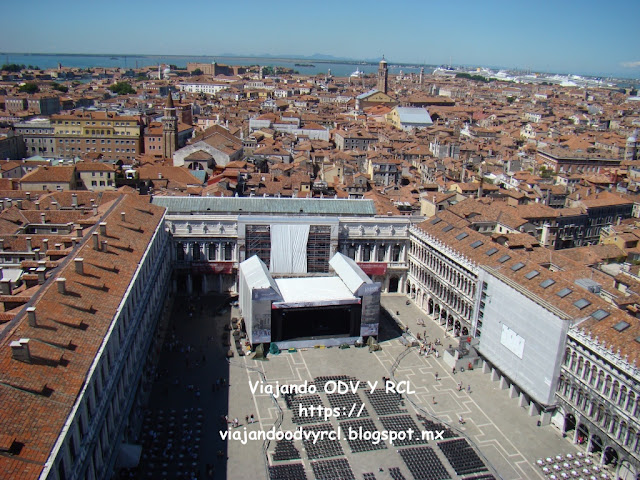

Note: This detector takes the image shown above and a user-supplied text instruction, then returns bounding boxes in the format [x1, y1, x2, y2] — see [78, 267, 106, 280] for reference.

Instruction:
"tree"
[51, 82, 69, 93]
[18, 82, 39, 94]
[109, 82, 136, 95]
[2, 63, 25, 72]
[192, 68, 203, 76]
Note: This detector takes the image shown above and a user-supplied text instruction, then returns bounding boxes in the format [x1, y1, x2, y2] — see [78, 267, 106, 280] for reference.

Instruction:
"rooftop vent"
[10, 338, 31, 363]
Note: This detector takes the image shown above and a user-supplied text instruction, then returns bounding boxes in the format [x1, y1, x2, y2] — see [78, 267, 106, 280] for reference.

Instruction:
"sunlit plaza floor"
[133, 292, 601, 480]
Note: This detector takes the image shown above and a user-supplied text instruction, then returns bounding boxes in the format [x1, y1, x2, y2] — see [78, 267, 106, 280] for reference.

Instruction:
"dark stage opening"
[272, 304, 361, 341]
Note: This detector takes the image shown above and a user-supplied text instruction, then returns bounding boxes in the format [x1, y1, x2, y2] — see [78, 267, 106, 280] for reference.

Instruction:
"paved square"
[141, 292, 580, 480]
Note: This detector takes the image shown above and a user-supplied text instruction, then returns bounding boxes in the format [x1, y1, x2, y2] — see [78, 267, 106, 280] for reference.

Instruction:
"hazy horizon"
[1, 0, 639, 79]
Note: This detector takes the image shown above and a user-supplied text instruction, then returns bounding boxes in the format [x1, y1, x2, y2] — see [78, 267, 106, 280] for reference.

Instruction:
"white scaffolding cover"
[239, 255, 282, 343]
[270, 224, 310, 274]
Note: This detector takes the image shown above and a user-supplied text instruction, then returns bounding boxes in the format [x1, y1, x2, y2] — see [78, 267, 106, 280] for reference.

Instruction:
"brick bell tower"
[377, 56, 388, 94]
[162, 93, 178, 159]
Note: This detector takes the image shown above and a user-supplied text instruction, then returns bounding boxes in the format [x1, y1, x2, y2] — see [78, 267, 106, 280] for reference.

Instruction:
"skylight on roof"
[511, 262, 525, 272]
[455, 232, 469, 240]
[591, 309, 609, 321]
[498, 255, 511, 263]
[557, 288, 572, 298]
[613, 321, 630, 332]
[430, 217, 442, 225]
[573, 298, 591, 309]
[470, 240, 483, 248]
[540, 278, 556, 288]
[525, 270, 540, 280]
[442, 225, 454, 232]
[486, 247, 498, 256]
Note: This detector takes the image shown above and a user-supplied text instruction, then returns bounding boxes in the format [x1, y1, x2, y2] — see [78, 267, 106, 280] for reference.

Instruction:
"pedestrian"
[434, 372, 439, 381]
[245, 415, 249, 425]
[467, 385, 471, 393]
[432, 396, 436, 405]
[452, 367, 456, 374]
[250, 414, 255, 424]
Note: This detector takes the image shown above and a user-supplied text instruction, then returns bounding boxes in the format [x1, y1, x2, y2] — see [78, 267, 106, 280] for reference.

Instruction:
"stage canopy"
[273, 277, 359, 309]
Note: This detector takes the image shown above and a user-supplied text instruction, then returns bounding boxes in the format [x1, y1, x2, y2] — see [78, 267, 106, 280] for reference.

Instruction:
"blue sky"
[1, 0, 639, 77]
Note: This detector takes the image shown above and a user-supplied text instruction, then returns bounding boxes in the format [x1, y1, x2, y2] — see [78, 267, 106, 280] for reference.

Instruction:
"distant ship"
[110, 57, 118, 60]
[350, 68, 364, 78]
[294, 63, 315, 67]
[433, 65, 457, 76]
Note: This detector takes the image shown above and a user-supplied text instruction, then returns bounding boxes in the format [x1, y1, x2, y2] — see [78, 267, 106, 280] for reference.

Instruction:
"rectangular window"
[498, 254, 511, 263]
[525, 270, 539, 279]
[591, 309, 609, 321]
[486, 247, 498, 256]
[573, 298, 590, 309]
[557, 288, 572, 298]
[540, 278, 555, 289]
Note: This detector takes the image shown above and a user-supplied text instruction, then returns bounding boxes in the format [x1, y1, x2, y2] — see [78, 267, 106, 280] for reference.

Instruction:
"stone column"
[518, 392, 529, 408]
[529, 402, 540, 417]
[186, 274, 193, 295]
[509, 384, 519, 399]
[482, 360, 491, 374]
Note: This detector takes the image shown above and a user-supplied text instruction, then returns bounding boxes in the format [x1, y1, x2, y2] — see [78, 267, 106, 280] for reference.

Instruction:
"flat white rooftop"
[273, 277, 359, 308]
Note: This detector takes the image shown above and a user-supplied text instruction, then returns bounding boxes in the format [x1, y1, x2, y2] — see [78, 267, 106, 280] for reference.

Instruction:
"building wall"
[555, 328, 640, 476]
[51, 114, 141, 161]
[476, 268, 570, 406]
[43, 214, 171, 480]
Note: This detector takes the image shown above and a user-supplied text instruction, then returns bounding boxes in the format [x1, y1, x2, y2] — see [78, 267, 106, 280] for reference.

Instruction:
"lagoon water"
[0, 52, 428, 78]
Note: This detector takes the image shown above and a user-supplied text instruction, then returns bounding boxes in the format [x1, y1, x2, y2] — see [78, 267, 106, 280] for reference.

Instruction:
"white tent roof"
[329, 252, 372, 295]
[274, 277, 358, 307]
[239, 255, 282, 297]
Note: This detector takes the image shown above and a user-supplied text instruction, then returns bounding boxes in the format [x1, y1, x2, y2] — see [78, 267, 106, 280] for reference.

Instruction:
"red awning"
[357, 262, 387, 276]
[189, 262, 235, 274]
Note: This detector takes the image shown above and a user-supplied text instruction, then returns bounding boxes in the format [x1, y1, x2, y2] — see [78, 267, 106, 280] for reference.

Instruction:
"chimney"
[121, 211, 126, 222]
[0, 200, 4, 210]
[40, 212, 46, 224]
[33, 248, 40, 260]
[0, 238, 4, 251]
[51, 201, 58, 210]
[55, 243, 61, 250]
[75, 225, 83, 237]
[42, 238, 49, 252]
[56, 277, 66, 294]
[71, 193, 78, 208]
[6, 199, 12, 209]
[36, 266, 46, 284]
[93, 232, 99, 250]
[16, 199, 22, 209]
[10, 339, 31, 363]
[92, 204, 98, 216]
[26, 237, 32, 252]
[26, 307, 37, 327]
[75, 257, 84, 275]
[34, 200, 40, 210]
[99, 222, 107, 235]
[0, 278, 12, 295]
[25, 192, 31, 200]
[158, 172, 163, 179]
[101, 240, 108, 252]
